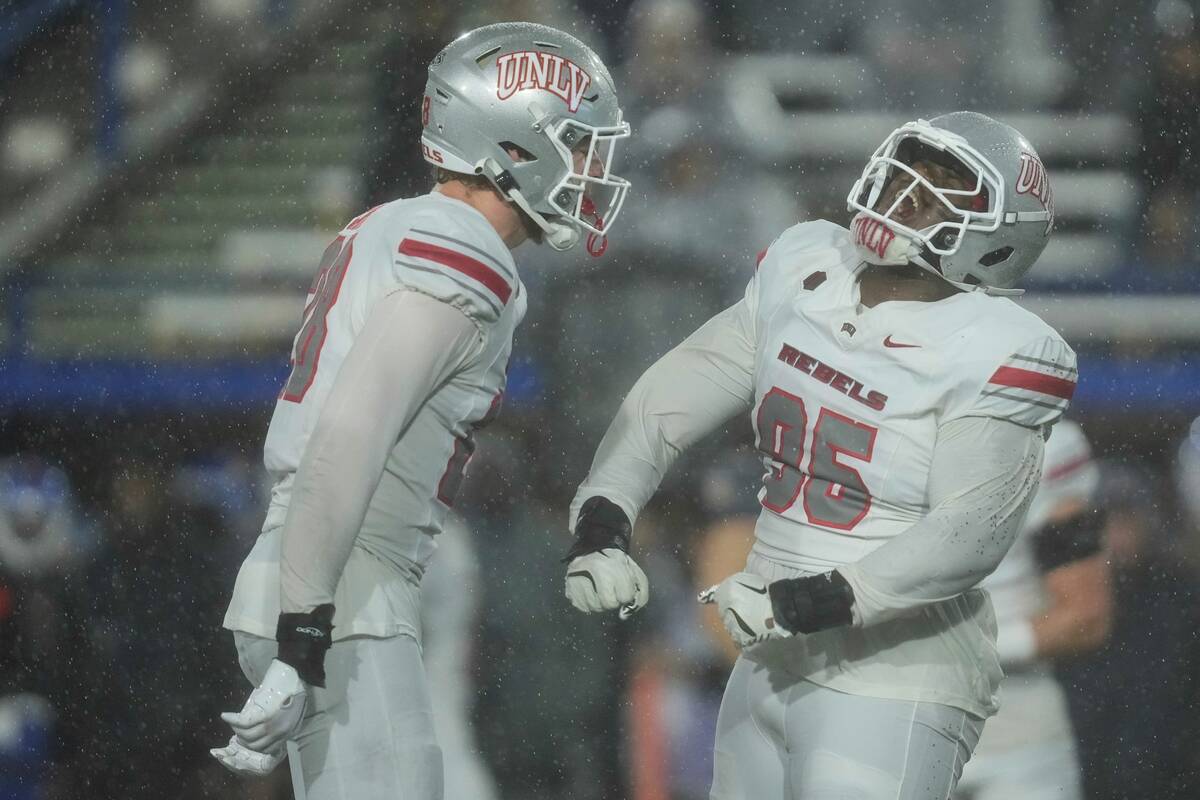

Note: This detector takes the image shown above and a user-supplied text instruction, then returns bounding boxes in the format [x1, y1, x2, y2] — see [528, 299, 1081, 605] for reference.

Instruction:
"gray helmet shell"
[421, 22, 631, 251]
[846, 112, 1054, 295]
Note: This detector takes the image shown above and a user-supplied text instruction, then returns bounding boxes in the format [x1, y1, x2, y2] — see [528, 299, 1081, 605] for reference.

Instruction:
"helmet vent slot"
[533, 41, 561, 48]
[434, 88, 451, 100]
[978, 246, 1014, 267]
[475, 46, 502, 64]
[499, 141, 537, 162]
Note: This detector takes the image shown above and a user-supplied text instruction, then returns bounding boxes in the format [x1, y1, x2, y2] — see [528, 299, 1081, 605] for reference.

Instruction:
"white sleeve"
[837, 415, 1044, 627]
[279, 290, 481, 614]
[569, 297, 758, 530]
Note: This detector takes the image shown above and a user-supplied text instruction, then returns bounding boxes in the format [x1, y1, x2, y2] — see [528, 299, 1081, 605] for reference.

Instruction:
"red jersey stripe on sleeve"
[1043, 453, 1092, 482]
[398, 238, 512, 305]
[755, 248, 768, 270]
[988, 365, 1076, 400]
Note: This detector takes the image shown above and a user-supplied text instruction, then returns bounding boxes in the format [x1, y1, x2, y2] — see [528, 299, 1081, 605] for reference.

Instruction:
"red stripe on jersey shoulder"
[398, 238, 512, 305]
[1044, 452, 1092, 482]
[755, 247, 768, 270]
[988, 365, 1076, 400]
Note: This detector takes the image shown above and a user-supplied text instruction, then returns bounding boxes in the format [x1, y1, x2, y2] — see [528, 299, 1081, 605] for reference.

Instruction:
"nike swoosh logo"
[567, 570, 598, 593]
[728, 609, 757, 637]
[883, 335, 920, 349]
[736, 581, 768, 595]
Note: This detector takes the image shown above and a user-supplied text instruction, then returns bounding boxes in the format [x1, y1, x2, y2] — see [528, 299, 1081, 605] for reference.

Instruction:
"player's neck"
[434, 182, 529, 249]
[857, 264, 961, 307]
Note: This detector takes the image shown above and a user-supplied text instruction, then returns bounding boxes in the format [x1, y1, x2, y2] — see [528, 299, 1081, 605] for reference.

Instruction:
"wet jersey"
[746, 220, 1076, 715]
[224, 192, 526, 641]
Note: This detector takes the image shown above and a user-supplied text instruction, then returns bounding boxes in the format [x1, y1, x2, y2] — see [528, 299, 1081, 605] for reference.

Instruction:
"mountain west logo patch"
[496, 50, 592, 112]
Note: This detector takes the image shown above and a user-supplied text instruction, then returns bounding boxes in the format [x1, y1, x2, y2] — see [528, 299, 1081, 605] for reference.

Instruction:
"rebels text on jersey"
[749, 220, 1075, 572]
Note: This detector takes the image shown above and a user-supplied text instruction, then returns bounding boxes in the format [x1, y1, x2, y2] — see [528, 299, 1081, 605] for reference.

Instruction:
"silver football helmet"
[846, 112, 1054, 295]
[421, 22, 631, 252]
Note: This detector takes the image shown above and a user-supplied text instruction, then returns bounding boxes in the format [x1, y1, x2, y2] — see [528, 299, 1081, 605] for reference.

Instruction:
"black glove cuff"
[769, 571, 855, 635]
[275, 603, 335, 688]
[563, 496, 632, 562]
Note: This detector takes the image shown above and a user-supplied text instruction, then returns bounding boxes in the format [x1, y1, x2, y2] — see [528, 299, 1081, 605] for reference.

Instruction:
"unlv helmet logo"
[496, 50, 592, 113]
[1015, 151, 1054, 229]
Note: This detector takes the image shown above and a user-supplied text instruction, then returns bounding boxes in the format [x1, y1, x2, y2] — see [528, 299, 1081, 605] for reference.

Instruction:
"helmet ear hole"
[499, 141, 538, 162]
[979, 246, 1014, 267]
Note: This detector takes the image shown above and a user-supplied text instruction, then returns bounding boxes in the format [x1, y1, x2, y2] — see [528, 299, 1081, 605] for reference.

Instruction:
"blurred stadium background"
[1, 0, 1198, 798]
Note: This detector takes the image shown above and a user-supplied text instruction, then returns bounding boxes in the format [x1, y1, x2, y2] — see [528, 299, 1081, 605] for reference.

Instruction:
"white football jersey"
[224, 192, 526, 641]
[745, 220, 1076, 716]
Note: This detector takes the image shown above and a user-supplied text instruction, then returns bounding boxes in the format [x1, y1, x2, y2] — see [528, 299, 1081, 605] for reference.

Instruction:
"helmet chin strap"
[477, 157, 580, 251]
[853, 213, 1025, 297]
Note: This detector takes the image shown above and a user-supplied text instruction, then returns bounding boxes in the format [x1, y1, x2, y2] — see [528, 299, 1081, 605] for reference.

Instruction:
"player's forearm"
[839, 416, 1044, 627]
[280, 291, 479, 614]
[570, 300, 757, 527]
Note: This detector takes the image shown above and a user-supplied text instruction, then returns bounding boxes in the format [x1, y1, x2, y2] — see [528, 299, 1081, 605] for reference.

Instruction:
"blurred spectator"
[862, 0, 1068, 112]
[462, 433, 630, 800]
[420, 512, 499, 800]
[618, 0, 721, 122]
[1138, 0, 1200, 268]
[716, 0, 870, 54]
[1049, 0, 1153, 111]
[72, 459, 246, 799]
[624, 448, 762, 800]
[0, 456, 93, 800]
[1056, 462, 1200, 800]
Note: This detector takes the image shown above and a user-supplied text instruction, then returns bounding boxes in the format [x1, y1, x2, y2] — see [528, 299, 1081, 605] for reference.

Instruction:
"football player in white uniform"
[210, 22, 631, 800]
[955, 419, 1110, 800]
[563, 112, 1074, 799]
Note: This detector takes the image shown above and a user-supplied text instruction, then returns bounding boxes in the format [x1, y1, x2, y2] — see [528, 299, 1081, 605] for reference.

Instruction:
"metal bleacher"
[724, 54, 1140, 287]
[25, 15, 384, 359]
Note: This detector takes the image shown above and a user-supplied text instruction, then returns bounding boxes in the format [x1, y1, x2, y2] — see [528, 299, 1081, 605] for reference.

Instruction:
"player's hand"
[565, 548, 649, 617]
[698, 571, 790, 648]
[563, 496, 649, 618]
[219, 659, 307, 754]
[210, 734, 286, 776]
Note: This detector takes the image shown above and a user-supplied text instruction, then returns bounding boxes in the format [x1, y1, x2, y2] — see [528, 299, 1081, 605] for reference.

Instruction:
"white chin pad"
[850, 213, 923, 266]
[544, 220, 580, 251]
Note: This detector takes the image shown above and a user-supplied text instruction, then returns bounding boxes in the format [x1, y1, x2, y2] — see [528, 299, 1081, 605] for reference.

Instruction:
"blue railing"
[0, 329, 1192, 416]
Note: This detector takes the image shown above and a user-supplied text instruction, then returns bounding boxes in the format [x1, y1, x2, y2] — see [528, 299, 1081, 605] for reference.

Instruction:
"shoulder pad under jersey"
[391, 196, 518, 325]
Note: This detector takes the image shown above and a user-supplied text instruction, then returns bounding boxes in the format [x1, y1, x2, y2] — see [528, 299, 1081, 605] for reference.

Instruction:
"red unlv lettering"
[496, 51, 592, 112]
[852, 216, 895, 260]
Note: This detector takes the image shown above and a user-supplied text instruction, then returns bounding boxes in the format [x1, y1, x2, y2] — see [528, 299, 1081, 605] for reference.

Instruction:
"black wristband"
[563, 496, 632, 562]
[768, 571, 855, 635]
[275, 603, 335, 688]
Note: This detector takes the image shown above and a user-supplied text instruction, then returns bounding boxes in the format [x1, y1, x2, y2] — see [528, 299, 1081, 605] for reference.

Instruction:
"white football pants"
[235, 632, 442, 800]
[711, 662, 983, 800]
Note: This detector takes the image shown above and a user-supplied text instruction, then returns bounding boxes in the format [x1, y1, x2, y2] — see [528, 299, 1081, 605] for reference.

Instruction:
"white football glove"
[218, 659, 307, 755]
[210, 734, 286, 776]
[565, 548, 649, 618]
[699, 571, 791, 649]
